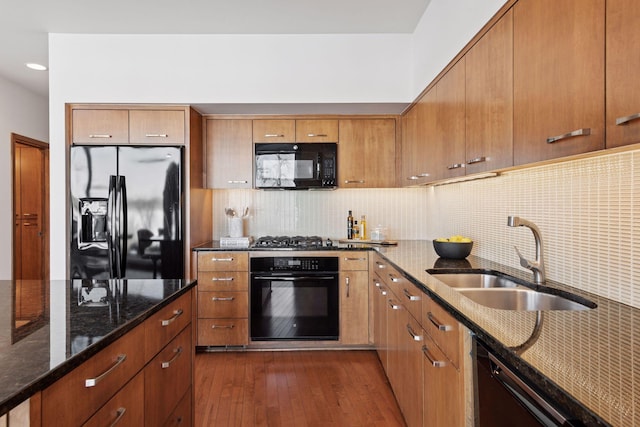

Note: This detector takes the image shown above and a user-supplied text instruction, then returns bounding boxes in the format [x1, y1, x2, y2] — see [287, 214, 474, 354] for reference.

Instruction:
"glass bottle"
[347, 210, 354, 239]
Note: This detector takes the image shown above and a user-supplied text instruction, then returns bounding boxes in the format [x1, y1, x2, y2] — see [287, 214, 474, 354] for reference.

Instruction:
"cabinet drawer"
[144, 326, 192, 427]
[42, 324, 146, 427]
[163, 388, 192, 427]
[198, 291, 248, 318]
[197, 271, 248, 291]
[129, 110, 185, 145]
[72, 109, 129, 144]
[295, 119, 338, 142]
[340, 252, 369, 270]
[197, 252, 248, 271]
[198, 318, 249, 346]
[145, 290, 192, 362]
[422, 297, 461, 369]
[397, 282, 422, 323]
[253, 119, 295, 142]
[83, 371, 144, 427]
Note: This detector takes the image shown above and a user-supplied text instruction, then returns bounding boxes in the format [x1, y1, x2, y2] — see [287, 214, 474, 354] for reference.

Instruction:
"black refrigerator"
[70, 145, 184, 279]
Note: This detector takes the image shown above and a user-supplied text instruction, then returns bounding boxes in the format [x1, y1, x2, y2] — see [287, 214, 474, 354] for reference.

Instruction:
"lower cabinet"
[339, 253, 370, 345]
[83, 372, 145, 427]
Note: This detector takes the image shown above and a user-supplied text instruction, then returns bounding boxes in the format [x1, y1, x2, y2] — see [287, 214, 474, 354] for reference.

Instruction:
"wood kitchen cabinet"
[338, 119, 397, 188]
[371, 273, 389, 368]
[253, 119, 295, 142]
[204, 119, 253, 189]
[196, 251, 249, 346]
[339, 252, 369, 345]
[401, 89, 436, 186]
[129, 110, 185, 145]
[513, 0, 605, 164]
[465, 9, 514, 174]
[72, 109, 129, 144]
[606, 0, 640, 148]
[295, 119, 338, 142]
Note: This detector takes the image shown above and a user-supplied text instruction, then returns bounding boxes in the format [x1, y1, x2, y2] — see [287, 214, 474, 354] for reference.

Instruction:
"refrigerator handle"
[118, 176, 128, 278]
[107, 175, 118, 277]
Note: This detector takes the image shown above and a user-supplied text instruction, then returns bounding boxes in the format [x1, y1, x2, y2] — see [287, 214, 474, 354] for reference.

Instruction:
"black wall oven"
[250, 256, 339, 340]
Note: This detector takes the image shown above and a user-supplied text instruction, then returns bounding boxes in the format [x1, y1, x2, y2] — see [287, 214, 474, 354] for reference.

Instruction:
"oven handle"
[253, 275, 337, 281]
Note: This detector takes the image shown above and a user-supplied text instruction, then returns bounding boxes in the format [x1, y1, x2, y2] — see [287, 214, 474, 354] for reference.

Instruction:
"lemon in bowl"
[433, 236, 473, 259]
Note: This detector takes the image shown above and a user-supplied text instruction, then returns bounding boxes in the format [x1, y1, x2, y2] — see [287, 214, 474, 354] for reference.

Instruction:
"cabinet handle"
[616, 113, 640, 126]
[211, 277, 234, 282]
[345, 276, 350, 298]
[85, 354, 127, 387]
[407, 173, 430, 181]
[161, 346, 183, 369]
[227, 180, 249, 184]
[387, 299, 401, 310]
[427, 312, 453, 332]
[212, 296, 235, 301]
[211, 324, 235, 329]
[110, 408, 127, 427]
[466, 156, 486, 165]
[376, 261, 386, 269]
[161, 308, 184, 326]
[373, 279, 381, 287]
[388, 274, 400, 283]
[422, 345, 447, 368]
[145, 133, 168, 138]
[23, 222, 37, 227]
[307, 133, 328, 137]
[344, 179, 365, 184]
[406, 324, 423, 341]
[210, 257, 234, 262]
[344, 257, 367, 261]
[546, 128, 591, 144]
[264, 134, 285, 137]
[89, 134, 112, 138]
[447, 163, 465, 170]
[403, 288, 420, 301]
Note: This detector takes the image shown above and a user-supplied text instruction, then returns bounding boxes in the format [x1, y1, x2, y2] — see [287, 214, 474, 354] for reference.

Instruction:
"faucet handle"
[514, 246, 532, 270]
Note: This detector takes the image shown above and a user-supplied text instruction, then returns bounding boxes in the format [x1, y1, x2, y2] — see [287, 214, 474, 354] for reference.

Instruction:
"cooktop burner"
[253, 235, 331, 249]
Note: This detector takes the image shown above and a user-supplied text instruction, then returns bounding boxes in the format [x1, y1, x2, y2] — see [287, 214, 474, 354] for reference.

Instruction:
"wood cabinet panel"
[196, 271, 249, 292]
[465, 10, 514, 174]
[422, 297, 462, 369]
[197, 318, 249, 346]
[83, 371, 144, 427]
[163, 387, 192, 427]
[402, 89, 437, 185]
[252, 119, 295, 142]
[295, 119, 338, 142]
[197, 291, 248, 318]
[606, 0, 640, 148]
[339, 252, 368, 271]
[513, 0, 605, 164]
[129, 110, 185, 145]
[340, 270, 369, 345]
[197, 252, 248, 271]
[399, 314, 424, 427]
[144, 291, 192, 363]
[72, 109, 129, 144]
[372, 272, 389, 369]
[205, 119, 253, 188]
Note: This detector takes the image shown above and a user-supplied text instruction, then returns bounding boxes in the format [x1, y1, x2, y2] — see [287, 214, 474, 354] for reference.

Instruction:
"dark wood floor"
[195, 350, 406, 427]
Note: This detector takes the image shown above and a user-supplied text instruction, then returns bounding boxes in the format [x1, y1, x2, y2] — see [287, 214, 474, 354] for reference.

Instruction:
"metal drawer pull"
[373, 279, 381, 287]
[422, 345, 447, 368]
[447, 163, 465, 170]
[161, 308, 184, 326]
[428, 312, 453, 332]
[403, 288, 420, 301]
[344, 179, 365, 184]
[407, 176, 421, 181]
[211, 324, 235, 329]
[89, 134, 112, 138]
[23, 222, 37, 226]
[145, 133, 168, 138]
[381, 290, 388, 296]
[406, 324, 422, 341]
[211, 277, 234, 281]
[616, 113, 640, 126]
[418, 173, 430, 177]
[110, 408, 126, 427]
[307, 133, 328, 137]
[85, 354, 127, 387]
[546, 128, 591, 144]
[264, 134, 285, 137]
[387, 300, 401, 310]
[344, 257, 367, 261]
[161, 346, 183, 369]
[467, 156, 486, 164]
[346, 276, 350, 298]
[212, 297, 235, 301]
[389, 274, 400, 283]
[227, 180, 248, 184]
[211, 257, 234, 262]
[376, 261, 386, 269]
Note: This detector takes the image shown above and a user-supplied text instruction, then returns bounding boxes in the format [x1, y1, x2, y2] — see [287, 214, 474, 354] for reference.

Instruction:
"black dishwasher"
[475, 339, 585, 427]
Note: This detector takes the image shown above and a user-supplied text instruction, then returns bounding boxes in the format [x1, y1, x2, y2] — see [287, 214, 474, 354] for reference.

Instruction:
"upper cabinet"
[338, 119, 396, 188]
[252, 119, 295, 143]
[465, 10, 514, 174]
[205, 119, 253, 189]
[606, 0, 640, 148]
[401, 89, 436, 186]
[296, 119, 339, 142]
[513, 0, 605, 165]
[71, 108, 185, 145]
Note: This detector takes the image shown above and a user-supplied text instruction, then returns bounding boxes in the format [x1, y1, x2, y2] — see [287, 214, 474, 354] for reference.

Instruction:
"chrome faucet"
[507, 216, 546, 284]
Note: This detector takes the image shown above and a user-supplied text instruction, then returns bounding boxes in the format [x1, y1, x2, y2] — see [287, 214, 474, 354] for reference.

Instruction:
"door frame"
[12, 133, 49, 281]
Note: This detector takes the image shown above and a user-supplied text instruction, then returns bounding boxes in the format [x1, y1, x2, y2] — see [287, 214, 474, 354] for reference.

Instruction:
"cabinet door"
[434, 58, 466, 181]
[338, 119, 396, 188]
[72, 109, 129, 144]
[465, 10, 513, 174]
[83, 372, 144, 427]
[606, 0, 640, 148]
[340, 270, 369, 345]
[295, 119, 338, 142]
[205, 119, 253, 188]
[129, 110, 185, 145]
[399, 315, 424, 427]
[402, 90, 436, 186]
[197, 291, 248, 318]
[253, 119, 295, 142]
[513, 0, 605, 164]
[198, 318, 249, 346]
[144, 290, 192, 363]
[371, 274, 388, 368]
[197, 251, 249, 272]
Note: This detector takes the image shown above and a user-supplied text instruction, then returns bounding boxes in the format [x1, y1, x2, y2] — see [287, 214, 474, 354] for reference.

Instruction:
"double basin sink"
[429, 271, 596, 311]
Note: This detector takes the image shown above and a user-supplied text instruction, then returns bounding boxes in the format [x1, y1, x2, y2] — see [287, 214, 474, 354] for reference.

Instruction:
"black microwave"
[254, 143, 337, 190]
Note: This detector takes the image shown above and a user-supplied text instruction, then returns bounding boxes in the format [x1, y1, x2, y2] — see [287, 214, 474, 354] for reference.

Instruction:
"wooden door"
[295, 119, 339, 142]
[204, 119, 253, 188]
[606, 0, 640, 148]
[339, 270, 369, 344]
[513, 0, 605, 164]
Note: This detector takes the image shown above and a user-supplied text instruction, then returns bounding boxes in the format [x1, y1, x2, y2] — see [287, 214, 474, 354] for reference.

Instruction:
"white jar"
[370, 226, 387, 241]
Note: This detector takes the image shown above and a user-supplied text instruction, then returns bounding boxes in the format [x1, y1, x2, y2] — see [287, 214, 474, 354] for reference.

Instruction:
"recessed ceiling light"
[25, 63, 47, 71]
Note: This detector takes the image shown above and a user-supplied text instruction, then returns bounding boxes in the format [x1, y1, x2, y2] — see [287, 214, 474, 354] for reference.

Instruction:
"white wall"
[0, 76, 49, 279]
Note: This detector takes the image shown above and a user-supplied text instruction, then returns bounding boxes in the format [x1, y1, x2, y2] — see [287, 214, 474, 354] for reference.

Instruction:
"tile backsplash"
[212, 149, 640, 308]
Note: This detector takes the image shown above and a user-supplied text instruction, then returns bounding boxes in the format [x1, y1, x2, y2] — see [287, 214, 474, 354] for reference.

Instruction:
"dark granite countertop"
[0, 278, 195, 416]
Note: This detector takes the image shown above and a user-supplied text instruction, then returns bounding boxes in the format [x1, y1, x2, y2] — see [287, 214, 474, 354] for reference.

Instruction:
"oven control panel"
[251, 256, 339, 272]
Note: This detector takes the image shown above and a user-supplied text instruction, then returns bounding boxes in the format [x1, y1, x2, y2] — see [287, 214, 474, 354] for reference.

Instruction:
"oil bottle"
[347, 210, 354, 239]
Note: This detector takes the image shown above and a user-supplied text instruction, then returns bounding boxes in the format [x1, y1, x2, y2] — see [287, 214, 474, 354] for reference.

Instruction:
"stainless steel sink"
[432, 273, 523, 289]
[457, 288, 593, 311]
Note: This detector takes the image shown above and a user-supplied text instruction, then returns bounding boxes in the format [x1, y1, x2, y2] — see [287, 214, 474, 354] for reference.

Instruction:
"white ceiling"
[0, 0, 431, 98]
